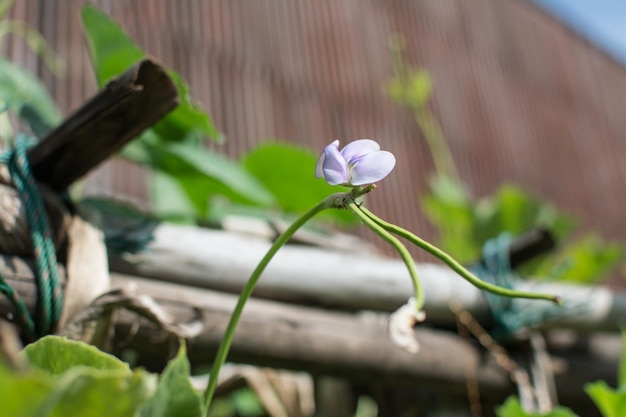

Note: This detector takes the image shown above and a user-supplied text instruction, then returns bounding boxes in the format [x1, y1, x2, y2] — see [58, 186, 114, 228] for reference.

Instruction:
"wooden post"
[27, 58, 179, 191]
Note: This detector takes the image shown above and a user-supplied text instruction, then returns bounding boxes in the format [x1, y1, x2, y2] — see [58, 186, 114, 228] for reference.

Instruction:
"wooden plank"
[27, 58, 179, 190]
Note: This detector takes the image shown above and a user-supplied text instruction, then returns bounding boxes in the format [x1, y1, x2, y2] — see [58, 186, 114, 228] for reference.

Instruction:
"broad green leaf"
[538, 235, 623, 284]
[81, 5, 145, 86]
[166, 142, 276, 207]
[124, 139, 276, 216]
[0, 56, 60, 134]
[0, 360, 53, 417]
[152, 70, 220, 142]
[472, 185, 575, 246]
[48, 367, 156, 417]
[423, 181, 580, 269]
[81, 5, 218, 142]
[242, 142, 356, 225]
[23, 335, 129, 376]
[149, 170, 200, 222]
[7, 336, 156, 417]
[585, 381, 626, 417]
[496, 396, 578, 417]
[140, 342, 204, 417]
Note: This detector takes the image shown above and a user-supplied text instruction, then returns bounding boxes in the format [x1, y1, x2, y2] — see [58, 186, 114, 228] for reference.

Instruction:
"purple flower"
[315, 139, 396, 186]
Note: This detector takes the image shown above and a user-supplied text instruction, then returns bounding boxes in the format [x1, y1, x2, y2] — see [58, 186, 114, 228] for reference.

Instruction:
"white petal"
[316, 140, 339, 178]
[320, 142, 349, 185]
[341, 139, 380, 163]
[350, 151, 396, 185]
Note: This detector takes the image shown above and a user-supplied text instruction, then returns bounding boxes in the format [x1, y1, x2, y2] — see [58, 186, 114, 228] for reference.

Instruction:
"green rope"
[473, 233, 579, 339]
[0, 274, 36, 340]
[0, 133, 63, 339]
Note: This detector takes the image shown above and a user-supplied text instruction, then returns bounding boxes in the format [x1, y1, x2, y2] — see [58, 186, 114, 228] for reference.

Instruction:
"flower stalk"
[204, 138, 560, 414]
[348, 201, 425, 311]
[203, 188, 374, 413]
[358, 205, 561, 304]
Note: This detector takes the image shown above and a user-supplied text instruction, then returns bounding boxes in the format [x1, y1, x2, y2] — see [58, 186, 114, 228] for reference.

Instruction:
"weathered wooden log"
[0, 58, 178, 259]
[27, 58, 179, 191]
[0, 258, 616, 406]
[0, 59, 178, 329]
[110, 224, 625, 331]
[105, 274, 616, 405]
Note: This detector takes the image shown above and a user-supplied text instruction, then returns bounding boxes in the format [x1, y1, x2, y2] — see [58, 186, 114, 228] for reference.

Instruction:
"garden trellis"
[0, 59, 621, 412]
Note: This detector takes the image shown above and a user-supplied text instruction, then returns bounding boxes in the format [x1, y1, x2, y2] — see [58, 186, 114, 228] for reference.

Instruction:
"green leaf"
[81, 5, 218, 141]
[166, 142, 276, 207]
[81, 5, 145, 86]
[140, 342, 204, 417]
[242, 142, 356, 225]
[149, 170, 200, 222]
[473, 185, 576, 245]
[152, 70, 220, 142]
[0, 56, 60, 134]
[496, 396, 578, 417]
[586, 381, 626, 417]
[423, 181, 579, 267]
[48, 367, 156, 417]
[0, 360, 53, 417]
[23, 335, 130, 376]
[123, 139, 276, 217]
[9, 336, 156, 417]
[538, 235, 623, 284]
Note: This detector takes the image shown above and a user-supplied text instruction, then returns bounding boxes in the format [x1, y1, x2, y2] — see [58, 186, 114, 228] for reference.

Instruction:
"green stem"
[414, 109, 459, 183]
[203, 192, 348, 413]
[359, 206, 561, 304]
[348, 202, 425, 311]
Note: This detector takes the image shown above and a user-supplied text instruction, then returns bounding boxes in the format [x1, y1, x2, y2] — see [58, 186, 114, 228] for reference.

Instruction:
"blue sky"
[534, 0, 626, 66]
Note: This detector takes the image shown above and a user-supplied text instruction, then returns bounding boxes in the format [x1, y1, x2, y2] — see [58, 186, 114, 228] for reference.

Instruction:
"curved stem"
[358, 206, 561, 304]
[203, 193, 345, 413]
[348, 202, 425, 311]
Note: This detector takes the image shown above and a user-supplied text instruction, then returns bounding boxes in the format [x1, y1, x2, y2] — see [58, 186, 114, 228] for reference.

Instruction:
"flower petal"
[341, 139, 380, 164]
[350, 150, 396, 185]
[316, 140, 338, 178]
[318, 141, 349, 185]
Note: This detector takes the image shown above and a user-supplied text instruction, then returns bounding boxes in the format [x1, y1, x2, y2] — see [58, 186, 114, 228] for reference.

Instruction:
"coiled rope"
[0, 133, 63, 341]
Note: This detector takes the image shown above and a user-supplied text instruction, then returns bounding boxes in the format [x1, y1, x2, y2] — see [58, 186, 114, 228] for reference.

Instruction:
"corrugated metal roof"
[4, 0, 626, 260]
